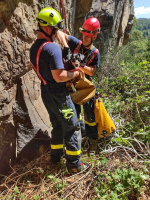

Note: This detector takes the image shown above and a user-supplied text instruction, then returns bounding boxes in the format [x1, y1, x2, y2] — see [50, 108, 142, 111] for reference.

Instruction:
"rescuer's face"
[82, 34, 92, 47]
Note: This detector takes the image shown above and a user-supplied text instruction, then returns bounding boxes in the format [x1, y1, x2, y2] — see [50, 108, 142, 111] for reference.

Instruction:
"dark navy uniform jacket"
[30, 39, 65, 88]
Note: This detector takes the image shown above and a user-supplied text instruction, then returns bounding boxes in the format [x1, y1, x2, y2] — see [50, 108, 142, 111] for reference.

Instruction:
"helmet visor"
[79, 27, 100, 34]
[54, 20, 65, 30]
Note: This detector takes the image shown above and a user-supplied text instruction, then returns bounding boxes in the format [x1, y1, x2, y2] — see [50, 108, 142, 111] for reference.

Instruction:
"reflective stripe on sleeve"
[51, 144, 63, 149]
[84, 120, 97, 126]
[66, 149, 81, 156]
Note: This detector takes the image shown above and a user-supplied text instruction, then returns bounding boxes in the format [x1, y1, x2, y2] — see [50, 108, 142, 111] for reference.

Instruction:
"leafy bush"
[94, 166, 149, 200]
[94, 29, 150, 133]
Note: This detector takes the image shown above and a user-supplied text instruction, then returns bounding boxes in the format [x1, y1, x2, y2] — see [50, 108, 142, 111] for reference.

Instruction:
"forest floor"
[0, 138, 150, 200]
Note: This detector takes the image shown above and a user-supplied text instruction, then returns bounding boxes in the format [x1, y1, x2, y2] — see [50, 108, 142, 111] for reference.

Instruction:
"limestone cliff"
[0, 0, 134, 178]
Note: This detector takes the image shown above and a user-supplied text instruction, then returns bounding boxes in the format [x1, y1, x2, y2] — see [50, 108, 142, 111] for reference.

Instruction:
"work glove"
[61, 108, 74, 119]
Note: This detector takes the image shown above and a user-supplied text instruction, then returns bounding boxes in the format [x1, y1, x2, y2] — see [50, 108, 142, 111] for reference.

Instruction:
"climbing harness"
[30, 41, 51, 85]
[73, 40, 99, 67]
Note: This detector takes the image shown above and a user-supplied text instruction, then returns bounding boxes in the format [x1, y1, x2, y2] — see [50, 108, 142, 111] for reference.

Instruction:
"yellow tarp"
[94, 98, 116, 138]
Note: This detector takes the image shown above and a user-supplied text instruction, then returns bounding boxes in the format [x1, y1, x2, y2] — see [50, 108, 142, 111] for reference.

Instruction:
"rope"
[61, 0, 65, 33]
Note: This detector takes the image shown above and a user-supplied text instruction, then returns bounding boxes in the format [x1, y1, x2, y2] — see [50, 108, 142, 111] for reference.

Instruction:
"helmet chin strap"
[83, 37, 93, 48]
[37, 26, 56, 42]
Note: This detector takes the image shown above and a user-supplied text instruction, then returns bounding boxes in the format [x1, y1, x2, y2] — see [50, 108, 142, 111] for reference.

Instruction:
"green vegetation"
[93, 17, 150, 198]
[94, 165, 149, 200]
[133, 18, 150, 37]
[95, 17, 150, 133]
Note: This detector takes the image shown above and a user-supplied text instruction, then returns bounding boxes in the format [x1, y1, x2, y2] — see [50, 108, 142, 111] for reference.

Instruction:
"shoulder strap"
[87, 48, 99, 65]
[73, 40, 82, 54]
[30, 41, 51, 85]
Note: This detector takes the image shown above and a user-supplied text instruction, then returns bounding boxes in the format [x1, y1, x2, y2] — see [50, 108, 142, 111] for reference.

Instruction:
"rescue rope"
[97, 123, 150, 161]
[61, 0, 65, 33]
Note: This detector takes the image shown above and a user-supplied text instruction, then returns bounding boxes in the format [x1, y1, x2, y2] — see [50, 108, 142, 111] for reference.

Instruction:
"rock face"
[0, 0, 134, 178]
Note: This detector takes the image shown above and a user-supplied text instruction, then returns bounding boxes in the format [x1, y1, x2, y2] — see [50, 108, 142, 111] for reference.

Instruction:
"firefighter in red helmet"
[57, 17, 100, 155]
[79, 17, 100, 40]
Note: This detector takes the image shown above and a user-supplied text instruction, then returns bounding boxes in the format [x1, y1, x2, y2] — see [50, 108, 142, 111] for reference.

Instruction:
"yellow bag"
[94, 98, 116, 138]
[69, 70, 96, 105]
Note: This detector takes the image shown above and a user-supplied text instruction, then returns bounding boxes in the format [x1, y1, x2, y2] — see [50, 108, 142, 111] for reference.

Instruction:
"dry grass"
[0, 141, 150, 200]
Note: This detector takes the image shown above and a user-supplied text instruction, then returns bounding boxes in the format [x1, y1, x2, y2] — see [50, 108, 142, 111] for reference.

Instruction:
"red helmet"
[79, 17, 100, 37]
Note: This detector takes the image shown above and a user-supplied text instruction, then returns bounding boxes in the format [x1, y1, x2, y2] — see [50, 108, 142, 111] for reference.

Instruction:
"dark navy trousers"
[74, 97, 98, 139]
[41, 85, 81, 169]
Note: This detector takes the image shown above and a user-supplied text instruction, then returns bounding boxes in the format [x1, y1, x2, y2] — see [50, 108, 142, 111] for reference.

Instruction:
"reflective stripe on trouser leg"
[50, 111, 64, 163]
[65, 123, 81, 169]
[51, 144, 63, 149]
[83, 98, 98, 139]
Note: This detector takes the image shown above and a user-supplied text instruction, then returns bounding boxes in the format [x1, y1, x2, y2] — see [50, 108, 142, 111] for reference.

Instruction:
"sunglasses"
[79, 27, 100, 34]
[54, 20, 65, 30]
